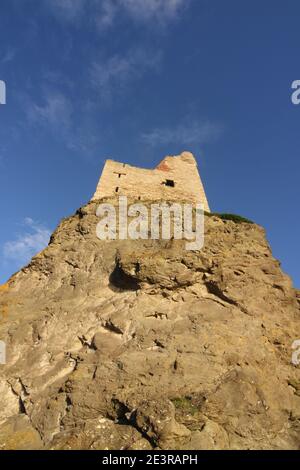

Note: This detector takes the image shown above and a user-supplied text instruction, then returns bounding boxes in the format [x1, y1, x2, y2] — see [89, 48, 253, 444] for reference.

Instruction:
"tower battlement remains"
[92, 151, 210, 212]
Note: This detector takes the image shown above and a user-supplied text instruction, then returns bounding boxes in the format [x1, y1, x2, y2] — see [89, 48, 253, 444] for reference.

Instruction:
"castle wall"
[92, 151, 210, 212]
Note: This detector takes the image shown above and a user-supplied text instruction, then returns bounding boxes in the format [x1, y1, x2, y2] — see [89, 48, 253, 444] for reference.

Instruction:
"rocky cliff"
[0, 199, 299, 450]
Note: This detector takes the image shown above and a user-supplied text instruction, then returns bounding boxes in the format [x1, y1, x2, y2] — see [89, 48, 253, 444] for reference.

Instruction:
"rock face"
[0, 199, 299, 450]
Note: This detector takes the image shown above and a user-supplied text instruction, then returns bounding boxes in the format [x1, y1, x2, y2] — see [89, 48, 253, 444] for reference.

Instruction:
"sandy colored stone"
[92, 151, 210, 211]
[0, 198, 299, 450]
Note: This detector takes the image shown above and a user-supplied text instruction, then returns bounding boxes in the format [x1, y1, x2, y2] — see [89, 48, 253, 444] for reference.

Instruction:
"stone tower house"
[92, 151, 210, 212]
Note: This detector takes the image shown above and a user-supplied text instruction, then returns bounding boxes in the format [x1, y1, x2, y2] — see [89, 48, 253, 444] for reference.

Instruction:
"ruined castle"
[92, 151, 210, 212]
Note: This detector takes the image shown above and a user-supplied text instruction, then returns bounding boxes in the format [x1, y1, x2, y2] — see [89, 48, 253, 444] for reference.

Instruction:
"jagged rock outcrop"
[0, 199, 299, 450]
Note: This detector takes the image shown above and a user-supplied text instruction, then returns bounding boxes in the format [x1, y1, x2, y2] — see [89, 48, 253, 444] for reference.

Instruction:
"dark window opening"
[113, 171, 126, 178]
[115, 187, 119, 193]
[164, 179, 175, 187]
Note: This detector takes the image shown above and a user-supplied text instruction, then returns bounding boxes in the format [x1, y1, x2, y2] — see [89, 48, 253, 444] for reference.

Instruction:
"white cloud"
[26, 91, 72, 133]
[141, 119, 223, 146]
[45, 0, 189, 28]
[95, 0, 117, 31]
[119, 0, 189, 22]
[22, 89, 102, 154]
[3, 219, 51, 264]
[1, 48, 16, 64]
[90, 47, 162, 100]
[47, 0, 87, 21]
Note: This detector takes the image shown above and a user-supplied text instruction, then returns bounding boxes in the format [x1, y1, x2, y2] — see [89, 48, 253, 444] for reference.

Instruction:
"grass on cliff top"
[204, 211, 254, 224]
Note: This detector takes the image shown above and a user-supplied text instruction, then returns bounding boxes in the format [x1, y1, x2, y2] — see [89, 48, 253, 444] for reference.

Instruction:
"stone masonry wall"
[92, 151, 210, 212]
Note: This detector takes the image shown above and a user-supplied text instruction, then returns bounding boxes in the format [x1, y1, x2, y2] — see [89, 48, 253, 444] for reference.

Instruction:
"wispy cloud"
[95, 0, 190, 31]
[3, 218, 51, 264]
[45, 0, 190, 29]
[26, 91, 72, 131]
[141, 119, 223, 146]
[119, 0, 189, 23]
[95, 0, 118, 31]
[90, 47, 162, 100]
[1, 47, 16, 64]
[47, 0, 88, 21]
[23, 89, 102, 154]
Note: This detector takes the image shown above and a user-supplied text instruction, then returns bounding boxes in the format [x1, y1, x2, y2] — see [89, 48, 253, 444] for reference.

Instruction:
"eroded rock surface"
[0, 200, 299, 450]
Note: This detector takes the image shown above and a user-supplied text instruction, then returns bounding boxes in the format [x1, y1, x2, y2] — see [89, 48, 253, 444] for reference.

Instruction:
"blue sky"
[0, 0, 300, 287]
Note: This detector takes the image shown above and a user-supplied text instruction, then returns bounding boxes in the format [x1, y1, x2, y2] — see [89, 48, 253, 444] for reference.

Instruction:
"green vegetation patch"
[171, 396, 199, 416]
[205, 211, 254, 224]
